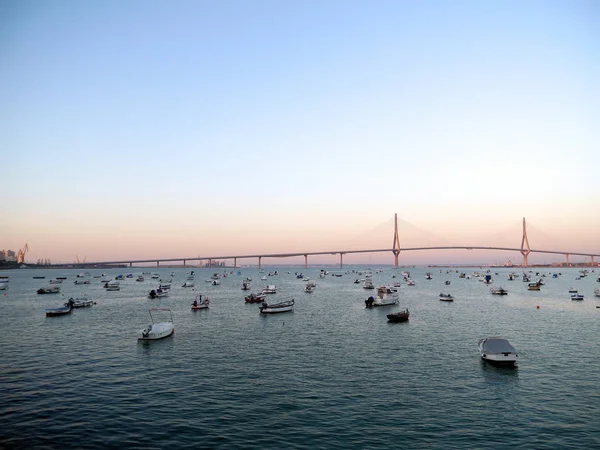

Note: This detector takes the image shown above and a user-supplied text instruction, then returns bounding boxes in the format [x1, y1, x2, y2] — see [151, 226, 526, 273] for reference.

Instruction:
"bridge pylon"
[520, 217, 531, 267]
[392, 213, 401, 268]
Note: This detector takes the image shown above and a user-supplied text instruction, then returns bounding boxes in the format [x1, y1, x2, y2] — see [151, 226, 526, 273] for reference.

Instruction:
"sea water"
[0, 266, 599, 449]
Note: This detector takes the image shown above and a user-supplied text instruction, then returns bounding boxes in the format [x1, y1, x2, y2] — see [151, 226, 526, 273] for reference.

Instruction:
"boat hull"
[138, 322, 174, 340]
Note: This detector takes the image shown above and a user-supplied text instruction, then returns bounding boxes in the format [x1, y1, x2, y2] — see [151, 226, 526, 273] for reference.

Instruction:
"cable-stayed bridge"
[68, 215, 599, 268]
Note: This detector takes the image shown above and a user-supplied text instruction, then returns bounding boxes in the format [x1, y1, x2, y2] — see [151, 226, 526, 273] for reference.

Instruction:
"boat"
[211, 280, 221, 286]
[478, 337, 518, 367]
[527, 283, 541, 291]
[76, 272, 85, 278]
[104, 281, 120, 291]
[191, 295, 210, 310]
[259, 299, 294, 314]
[445, 280, 451, 285]
[37, 287, 61, 294]
[0, 284, 7, 291]
[68, 296, 96, 308]
[439, 293, 454, 302]
[483, 275, 493, 284]
[148, 288, 168, 299]
[365, 294, 399, 308]
[136, 275, 145, 282]
[159, 283, 171, 290]
[182, 281, 195, 288]
[571, 294, 584, 301]
[353, 279, 360, 284]
[263, 285, 277, 294]
[45, 302, 72, 317]
[138, 308, 174, 341]
[363, 279, 375, 290]
[407, 279, 415, 286]
[594, 288, 600, 297]
[241, 281, 251, 291]
[56, 277, 67, 280]
[74, 279, 90, 285]
[304, 283, 315, 293]
[426, 272, 433, 280]
[49, 279, 63, 284]
[387, 309, 410, 323]
[115, 274, 124, 280]
[490, 287, 508, 295]
[245, 293, 266, 303]
[568, 288, 578, 293]
[211, 273, 220, 280]
[33, 276, 46, 279]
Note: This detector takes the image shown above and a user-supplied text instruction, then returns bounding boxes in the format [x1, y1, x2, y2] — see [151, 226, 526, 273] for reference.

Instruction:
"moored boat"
[74, 279, 91, 285]
[490, 287, 508, 295]
[263, 285, 277, 294]
[478, 337, 518, 367]
[439, 293, 454, 302]
[45, 302, 72, 316]
[259, 299, 294, 314]
[595, 288, 600, 298]
[68, 296, 96, 308]
[571, 293, 584, 301]
[191, 294, 210, 310]
[148, 288, 168, 299]
[37, 287, 61, 294]
[245, 293, 266, 303]
[138, 308, 174, 341]
[104, 281, 120, 291]
[182, 281, 195, 288]
[527, 283, 541, 291]
[387, 309, 410, 323]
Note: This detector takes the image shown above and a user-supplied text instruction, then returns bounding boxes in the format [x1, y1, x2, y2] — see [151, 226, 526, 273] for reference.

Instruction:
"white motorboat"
[595, 288, 600, 298]
[138, 308, 174, 341]
[568, 288, 578, 293]
[74, 279, 90, 285]
[304, 283, 315, 293]
[263, 285, 277, 294]
[259, 299, 294, 314]
[407, 279, 415, 286]
[136, 275, 145, 282]
[365, 295, 399, 308]
[68, 296, 96, 308]
[571, 294, 584, 301]
[211, 280, 221, 286]
[363, 279, 375, 290]
[182, 281, 195, 288]
[439, 293, 454, 302]
[148, 288, 168, 299]
[478, 337, 518, 367]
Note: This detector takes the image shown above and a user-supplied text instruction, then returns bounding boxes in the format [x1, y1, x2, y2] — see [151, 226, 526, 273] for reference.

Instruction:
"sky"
[2, 0, 599, 266]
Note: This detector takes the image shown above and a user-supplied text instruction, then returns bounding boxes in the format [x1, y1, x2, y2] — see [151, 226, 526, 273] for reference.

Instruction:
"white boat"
[37, 286, 61, 294]
[568, 288, 578, 293]
[571, 294, 584, 301]
[478, 337, 518, 367]
[363, 279, 375, 290]
[159, 283, 171, 290]
[138, 308, 174, 341]
[68, 296, 96, 308]
[304, 283, 315, 293]
[263, 285, 277, 294]
[211, 273, 220, 280]
[259, 299, 294, 314]
[182, 281, 195, 288]
[439, 293, 454, 302]
[0, 284, 7, 291]
[241, 281, 251, 291]
[595, 288, 600, 298]
[136, 275, 145, 282]
[407, 279, 416, 286]
[211, 280, 221, 286]
[74, 279, 90, 285]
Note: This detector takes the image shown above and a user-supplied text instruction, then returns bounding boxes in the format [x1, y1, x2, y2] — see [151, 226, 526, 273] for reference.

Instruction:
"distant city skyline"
[2, 1, 598, 265]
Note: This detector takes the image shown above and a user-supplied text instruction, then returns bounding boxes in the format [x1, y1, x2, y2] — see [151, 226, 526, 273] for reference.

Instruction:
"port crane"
[76, 256, 87, 263]
[16, 243, 29, 264]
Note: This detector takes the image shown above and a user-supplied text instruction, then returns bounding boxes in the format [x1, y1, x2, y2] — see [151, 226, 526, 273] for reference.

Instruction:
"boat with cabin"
[68, 296, 96, 308]
[245, 293, 266, 303]
[571, 294, 584, 301]
[439, 293, 454, 302]
[263, 285, 277, 294]
[490, 287, 508, 295]
[37, 287, 61, 295]
[191, 295, 210, 310]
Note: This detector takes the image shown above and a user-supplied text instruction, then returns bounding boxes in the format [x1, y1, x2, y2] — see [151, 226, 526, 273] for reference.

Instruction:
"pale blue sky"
[2, 0, 599, 263]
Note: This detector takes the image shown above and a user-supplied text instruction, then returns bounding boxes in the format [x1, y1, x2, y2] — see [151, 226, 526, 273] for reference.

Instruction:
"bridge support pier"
[130, 262, 132, 268]
[566, 254, 570, 266]
[392, 213, 401, 268]
[183, 259, 186, 267]
[156, 261, 160, 268]
[258, 256, 262, 269]
[520, 217, 531, 267]
[340, 253, 344, 268]
[591, 256, 595, 267]
[304, 254, 308, 269]
[234, 257, 237, 268]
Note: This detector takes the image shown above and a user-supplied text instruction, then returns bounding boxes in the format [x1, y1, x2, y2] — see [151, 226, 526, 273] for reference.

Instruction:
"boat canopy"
[482, 338, 516, 353]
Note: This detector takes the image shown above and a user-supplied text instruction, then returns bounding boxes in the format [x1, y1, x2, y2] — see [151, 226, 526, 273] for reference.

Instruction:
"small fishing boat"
[159, 283, 171, 290]
[115, 274, 124, 280]
[37, 287, 61, 294]
[33, 276, 46, 279]
[571, 294, 584, 301]
[426, 272, 433, 280]
[527, 283, 541, 291]
[245, 293, 266, 303]
[594, 288, 600, 297]
[241, 281, 251, 291]
[439, 293, 454, 302]
[182, 281, 195, 288]
[478, 337, 518, 367]
[407, 279, 416, 286]
[263, 285, 277, 294]
[365, 294, 399, 308]
[363, 279, 375, 290]
[191, 295, 210, 310]
[490, 287, 508, 295]
[68, 296, 96, 308]
[148, 288, 168, 299]
[46, 303, 72, 317]
[445, 280, 451, 285]
[259, 299, 294, 314]
[568, 288, 578, 293]
[304, 283, 315, 293]
[104, 281, 120, 291]
[136, 275, 145, 282]
[211, 279, 221, 286]
[49, 279, 63, 284]
[0, 284, 7, 291]
[74, 279, 91, 285]
[138, 308, 174, 341]
[387, 309, 410, 323]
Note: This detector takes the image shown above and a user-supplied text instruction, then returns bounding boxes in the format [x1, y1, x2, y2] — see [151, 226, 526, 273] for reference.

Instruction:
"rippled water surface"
[1, 266, 599, 449]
